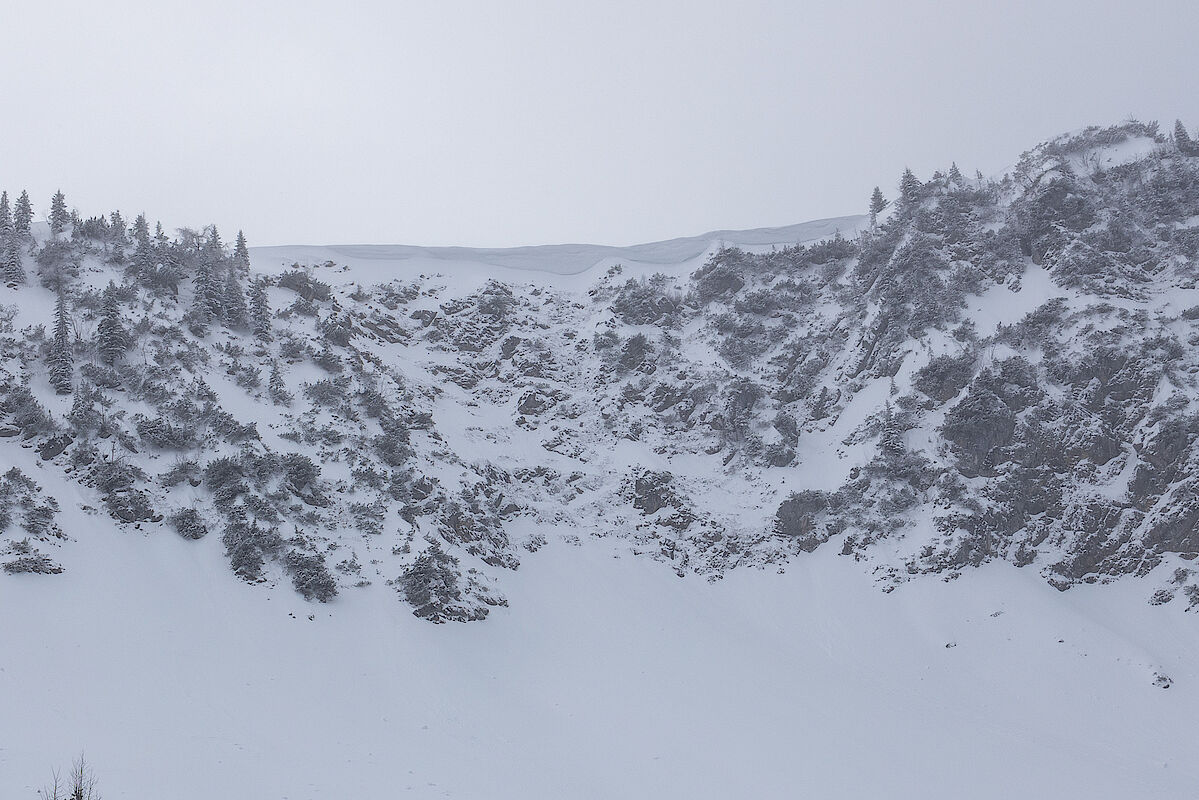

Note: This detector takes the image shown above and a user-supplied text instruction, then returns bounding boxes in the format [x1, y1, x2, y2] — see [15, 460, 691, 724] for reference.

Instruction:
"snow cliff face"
[4, 121, 1199, 622]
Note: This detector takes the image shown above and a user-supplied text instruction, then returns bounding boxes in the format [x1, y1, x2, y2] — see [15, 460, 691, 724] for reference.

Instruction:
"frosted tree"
[234, 230, 250, 275]
[878, 402, 906, 459]
[1175, 119, 1198, 156]
[897, 168, 923, 213]
[249, 277, 272, 342]
[48, 190, 70, 237]
[97, 282, 130, 365]
[109, 211, 128, 246]
[47, 287, 74, 395]
[14, 190, 32, 236]
[223, 269, 248, 329]
[131, 230, 156, 285]
[0, 191, 10, 233]
[191, 260, 218, 326]
[131, 212, 149, 242]
[206, 225, 223, 258]
[1, 237, 26, 284]
[268, 362, 291, 406]
[868, 186, 889, 229]
[947, 162, 965, 186]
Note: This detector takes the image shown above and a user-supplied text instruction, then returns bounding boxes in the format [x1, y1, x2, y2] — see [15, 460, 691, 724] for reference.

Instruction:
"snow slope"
[8, 119, 1199, 798]
[250, 215, 865, 287]
[2, 463, 1196, 800]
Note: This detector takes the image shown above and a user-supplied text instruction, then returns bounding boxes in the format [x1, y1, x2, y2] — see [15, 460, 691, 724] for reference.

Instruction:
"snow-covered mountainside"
[3, 119, 1199, 797]
[6, 121, 1199, 620]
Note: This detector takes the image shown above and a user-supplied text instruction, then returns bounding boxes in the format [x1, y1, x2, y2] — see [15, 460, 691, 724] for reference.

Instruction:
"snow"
[6, 210, 1199, 799]
[250, 215, 865, 289]
[2, 477, 1196, 799]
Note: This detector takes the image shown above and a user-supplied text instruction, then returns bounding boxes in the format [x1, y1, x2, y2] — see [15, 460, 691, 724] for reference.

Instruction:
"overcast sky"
[4, 0, 1198, 248]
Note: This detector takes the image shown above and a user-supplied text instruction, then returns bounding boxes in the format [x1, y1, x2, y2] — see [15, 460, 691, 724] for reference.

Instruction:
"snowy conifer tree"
[1175, 120, 1197, 156]
[897, 168, 923, 213]
[868, 187, 889, 229]
[268, 362, 291, 406]
[131, 231, 156, 286]
[0, 192, 11, 233]
[97, 283, 130, 365]
[48, 191, 70, 237]
[191, 261, 217, 326]
[948, 162, 965, 186]
[223, 270, 248, 329]
[2, 237, 26, 284]
[47, 287, 74, 394]
[109, 211, 128, 247]
[250, 278, 272, 342]
[13, 190, 32, 237]
[132, 213, 149, 243]
[234, 230, 250, 276]
[879, 402, 906, 459]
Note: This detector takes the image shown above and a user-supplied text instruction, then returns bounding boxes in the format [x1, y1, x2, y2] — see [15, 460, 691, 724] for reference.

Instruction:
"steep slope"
[5, 121, 1199, 622]
[4, 118, 1199, 798]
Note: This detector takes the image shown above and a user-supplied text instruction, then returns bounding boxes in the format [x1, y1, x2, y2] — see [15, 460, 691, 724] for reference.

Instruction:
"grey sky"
[4, 0, 1198, 247]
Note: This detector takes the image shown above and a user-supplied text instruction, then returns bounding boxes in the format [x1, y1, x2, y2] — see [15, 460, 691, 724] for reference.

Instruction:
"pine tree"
[109, 211, 128, 246]
[48, 190, 70, 236]
[948, 162, 965, 186]
[206, 225, 223, 258]
[234, 230, 250, 275]
[109, 239, 126, 266]
[223, 270, 248, 329]
[97, 282, 130, 365]
[1, 237, 25, 284]
[268, 362, 291, 406]
[132, 212, 149, 243]
[1175, 120, 1198, 156]
[131, 230, 156, 285]
[879, 402, 905, 459]
[191, 260, 217, 326]
[868, 186, 889, 228]
[47, 287, 74, 394]
[0, 192, 11, 234]
[898, 168, 923, 213]
[249, 278, 272, 342]
[13, 190, 32, 237]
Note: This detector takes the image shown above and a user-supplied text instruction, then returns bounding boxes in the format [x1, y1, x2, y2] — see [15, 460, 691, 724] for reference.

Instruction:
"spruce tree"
[249, 278, 272, 342]
[109, 211, 128, 246]
[47, 287, 74, 394]
[13, 190, 32, 237]
[131, 231, 156, 285]
[898, 168, 923, 213]
[879, 402, 905, 459]
[223, 270, 248, 329]
[234, 230, 250, 275]
[948, 162, 965, 186]
[268, 362, 291, 406]
[97, 282, 130, 365]
[132, 212, 149, 243]
[1175, 120, 1197, 156]
[191, 261, 217, 326]
[0, 192, 11, 233]
[1, 238, 25, 284]
[868, 187, 889, 228]
[48, 190, 70, 236]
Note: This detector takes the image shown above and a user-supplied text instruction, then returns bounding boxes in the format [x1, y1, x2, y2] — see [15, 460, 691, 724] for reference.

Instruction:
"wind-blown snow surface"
[251, 215, 864, 284]
[2, 472, 1197, 800]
